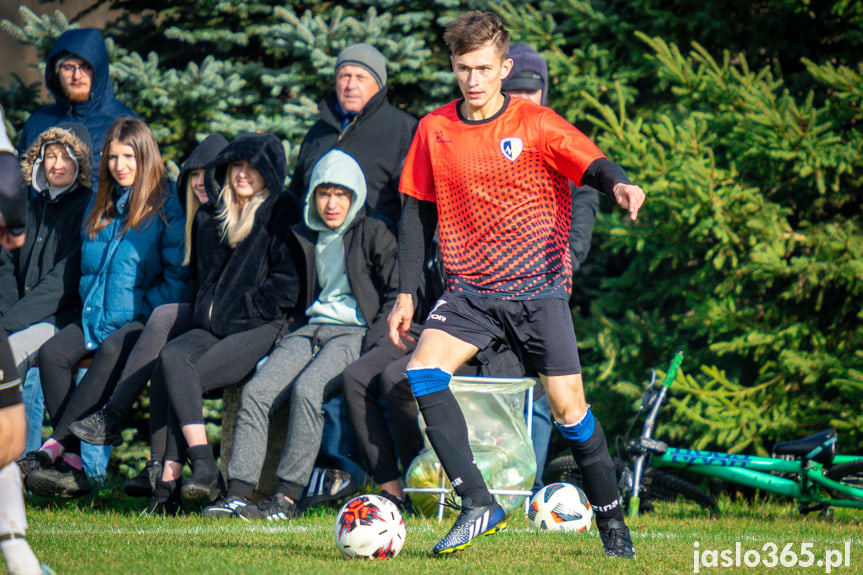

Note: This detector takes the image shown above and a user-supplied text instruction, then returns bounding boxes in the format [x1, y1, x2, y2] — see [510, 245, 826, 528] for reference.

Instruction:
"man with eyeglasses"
[17, 28, 137, 169]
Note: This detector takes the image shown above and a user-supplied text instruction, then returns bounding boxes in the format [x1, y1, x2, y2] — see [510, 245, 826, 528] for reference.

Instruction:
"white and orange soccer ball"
[528, 482, 593, 532]
[334, 494, 406, 559]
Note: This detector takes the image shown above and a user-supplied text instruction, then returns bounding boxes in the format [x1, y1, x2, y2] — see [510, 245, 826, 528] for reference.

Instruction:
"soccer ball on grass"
[334, 494, 406, 559]
[527, 482, 593, 532]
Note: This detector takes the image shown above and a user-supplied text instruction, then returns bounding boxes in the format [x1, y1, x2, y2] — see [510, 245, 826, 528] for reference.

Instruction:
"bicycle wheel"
[543, 453, 584, 486]
[825, 459, 863, 500]
[644, 469, 717, 510]
[542, 453, 716, 511]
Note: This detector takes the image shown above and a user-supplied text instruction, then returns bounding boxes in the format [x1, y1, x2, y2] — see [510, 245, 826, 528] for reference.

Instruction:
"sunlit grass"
[11, 489, 863, 574]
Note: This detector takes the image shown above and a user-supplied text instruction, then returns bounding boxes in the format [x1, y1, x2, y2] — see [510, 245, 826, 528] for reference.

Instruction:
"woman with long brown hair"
[24, 117, 186, 498]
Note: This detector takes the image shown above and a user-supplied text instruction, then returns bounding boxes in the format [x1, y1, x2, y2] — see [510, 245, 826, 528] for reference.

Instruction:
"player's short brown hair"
[444, 11, 510, 59]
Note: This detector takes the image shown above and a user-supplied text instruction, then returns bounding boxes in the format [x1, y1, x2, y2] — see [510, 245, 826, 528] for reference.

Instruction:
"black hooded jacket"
[180, 133, 229, 300]
[177, 133, 229, 208]
[189, 133, 300, 338]
[17, 28, 137, 168]
[287, 88, 417, 228]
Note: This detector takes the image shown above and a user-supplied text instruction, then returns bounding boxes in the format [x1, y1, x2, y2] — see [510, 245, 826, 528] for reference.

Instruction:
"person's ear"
[500, 58, 513, 80]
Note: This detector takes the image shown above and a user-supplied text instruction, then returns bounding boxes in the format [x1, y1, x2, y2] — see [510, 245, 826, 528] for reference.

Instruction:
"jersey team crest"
[500, 137, 523, 161]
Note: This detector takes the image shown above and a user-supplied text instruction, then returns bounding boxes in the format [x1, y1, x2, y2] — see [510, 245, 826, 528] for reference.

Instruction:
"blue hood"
[46, 28, 113, 114]
[17, 28, 137, 170]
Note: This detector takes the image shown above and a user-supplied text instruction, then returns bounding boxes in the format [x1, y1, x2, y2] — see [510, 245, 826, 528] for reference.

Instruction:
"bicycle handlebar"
[628, 350, 684, 519]
[663, 350, 684, 388]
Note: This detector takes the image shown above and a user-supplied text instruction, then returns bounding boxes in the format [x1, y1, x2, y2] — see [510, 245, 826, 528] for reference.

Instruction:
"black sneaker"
[203, 496, 251, 518]
[124, 460, 162, 498]
[181, 470, 225, 502]
[298, 467, 357, 511]
[432, 498, 507, 554]
[598, 518, 636, 558]
[235, 493, 297, 522]
[142, 479, 181, 517]
[25, 459, 92, 499]
[16, 451, 42, 479]
[379, 490, 415, 516]
[69, 408, 123, 446]
[35, 449, 55, 469]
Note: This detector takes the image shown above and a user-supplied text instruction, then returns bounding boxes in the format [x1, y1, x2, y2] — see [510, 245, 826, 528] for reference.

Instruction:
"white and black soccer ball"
[528, 482, 593, 532]
[334, 494, 406, 559]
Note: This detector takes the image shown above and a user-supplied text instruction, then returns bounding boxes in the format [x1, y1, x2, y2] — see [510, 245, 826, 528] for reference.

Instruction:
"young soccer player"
[387, 11, 645, 557]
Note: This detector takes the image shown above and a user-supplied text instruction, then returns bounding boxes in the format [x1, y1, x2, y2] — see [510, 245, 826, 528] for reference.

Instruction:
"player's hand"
[0, 214, 24, 250]
[388, 293, 416, 351]
[612, 183, 646, 221]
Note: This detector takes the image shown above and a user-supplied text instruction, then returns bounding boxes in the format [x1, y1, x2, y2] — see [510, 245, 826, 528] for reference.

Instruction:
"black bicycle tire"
[646, 468, 717, 510]
[825, 459, 863, 500]
[542, 453, 716, 510]
[543, 453, 583, 486]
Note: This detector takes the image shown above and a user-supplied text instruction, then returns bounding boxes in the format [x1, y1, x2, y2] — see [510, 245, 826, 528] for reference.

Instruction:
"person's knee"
[37, 336, 71, 369]
[0, 405, 27, 466]
[97, 332, 124, 358]
[157, 343, 188, 375]
[292, 379, 325, 406]
[544, 373, 588, 424]
[341, 364, 366, 397]
[150, 303, 177, 323]
[405, 367, 451, 397]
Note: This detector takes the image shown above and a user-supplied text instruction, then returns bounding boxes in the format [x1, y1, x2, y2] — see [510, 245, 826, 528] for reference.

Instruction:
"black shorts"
[0, 328, 21, 409]
[422, 291, 581, 376]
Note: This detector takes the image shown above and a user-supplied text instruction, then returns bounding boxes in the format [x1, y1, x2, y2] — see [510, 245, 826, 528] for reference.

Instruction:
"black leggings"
[149, 321, 282, 463]
[38, 321, 144, 449]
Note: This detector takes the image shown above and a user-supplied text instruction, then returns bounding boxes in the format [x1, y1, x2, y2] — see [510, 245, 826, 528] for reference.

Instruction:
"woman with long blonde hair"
[26, 117, 186, 498]
[142, 132, 301, 515]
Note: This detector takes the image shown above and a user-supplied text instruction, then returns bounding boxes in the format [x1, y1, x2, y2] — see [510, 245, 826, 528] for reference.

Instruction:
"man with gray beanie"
[285, 42, 417, 508]
[288, 42, 417, 228]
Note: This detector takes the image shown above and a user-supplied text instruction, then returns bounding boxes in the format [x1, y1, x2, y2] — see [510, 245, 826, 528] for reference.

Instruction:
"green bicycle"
[545, 351, 863, 518]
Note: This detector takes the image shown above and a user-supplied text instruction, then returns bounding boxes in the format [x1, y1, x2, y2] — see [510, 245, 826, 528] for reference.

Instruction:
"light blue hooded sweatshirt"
[303, 149, 368, 326]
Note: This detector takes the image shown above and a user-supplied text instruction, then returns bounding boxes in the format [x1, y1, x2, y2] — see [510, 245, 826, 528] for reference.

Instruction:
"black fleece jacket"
[287, 89, 417, 228]
[0, 181, 91, 333]
[190, 133, 301, 338]
[290, 206, 398, 352]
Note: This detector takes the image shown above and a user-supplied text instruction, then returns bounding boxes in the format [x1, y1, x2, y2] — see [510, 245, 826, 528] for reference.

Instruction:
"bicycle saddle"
[772, 428, 837, 465]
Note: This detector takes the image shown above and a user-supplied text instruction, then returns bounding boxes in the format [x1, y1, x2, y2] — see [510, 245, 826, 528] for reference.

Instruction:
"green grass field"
[12, 493, 863, 575]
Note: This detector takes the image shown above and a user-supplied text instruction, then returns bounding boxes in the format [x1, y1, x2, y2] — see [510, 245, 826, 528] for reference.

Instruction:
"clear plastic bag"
[406, 377, 537, 517]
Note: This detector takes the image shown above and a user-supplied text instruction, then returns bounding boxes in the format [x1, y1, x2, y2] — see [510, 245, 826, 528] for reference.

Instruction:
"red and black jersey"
[400, 96, 605, 300]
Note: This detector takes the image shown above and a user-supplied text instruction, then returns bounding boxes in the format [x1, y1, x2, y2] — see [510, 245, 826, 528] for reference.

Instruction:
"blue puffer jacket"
[17, 28, 138, 168]
[79, 183, 187, 350]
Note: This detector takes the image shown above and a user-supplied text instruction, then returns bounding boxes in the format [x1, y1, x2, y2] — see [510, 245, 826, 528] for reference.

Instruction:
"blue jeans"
[22, 367, 44, 453]
[529, 393, 553, 492]
[318, 394, 368, 485]
[21, 366, 112, 482]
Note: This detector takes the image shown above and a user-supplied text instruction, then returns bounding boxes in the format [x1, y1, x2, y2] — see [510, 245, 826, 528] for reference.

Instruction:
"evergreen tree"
[497, 0, 863, 452]
[2, 0, 861, 457]
[1, 0, 464, 163]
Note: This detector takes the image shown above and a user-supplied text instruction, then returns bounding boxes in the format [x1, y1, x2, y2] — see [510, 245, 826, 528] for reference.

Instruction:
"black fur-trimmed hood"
[213, 133, 287, 199]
